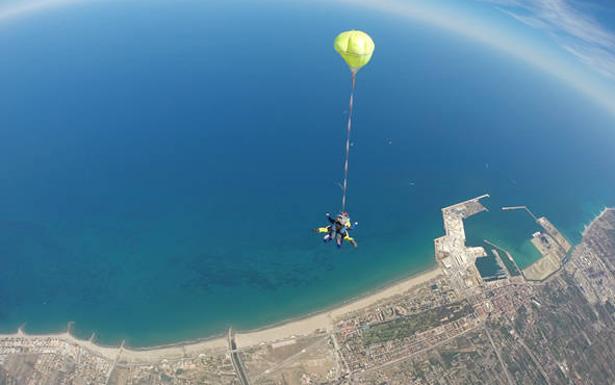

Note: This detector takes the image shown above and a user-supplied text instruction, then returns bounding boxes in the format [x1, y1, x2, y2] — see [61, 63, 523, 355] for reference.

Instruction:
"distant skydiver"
[314, 212, 358, 248]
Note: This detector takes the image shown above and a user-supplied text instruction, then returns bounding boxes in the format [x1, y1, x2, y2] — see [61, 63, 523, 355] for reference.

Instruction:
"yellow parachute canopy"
[334, 30, 375, 72]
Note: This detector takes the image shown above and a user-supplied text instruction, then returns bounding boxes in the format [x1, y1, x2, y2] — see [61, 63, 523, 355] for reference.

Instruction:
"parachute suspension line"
[341, 70, 357, 212]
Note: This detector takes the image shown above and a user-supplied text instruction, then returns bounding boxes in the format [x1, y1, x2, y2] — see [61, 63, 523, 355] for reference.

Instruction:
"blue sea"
[1, 1, 614, 346]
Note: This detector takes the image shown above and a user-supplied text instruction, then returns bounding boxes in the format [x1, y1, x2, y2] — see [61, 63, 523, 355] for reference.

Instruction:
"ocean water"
[475, 255, 506, 281]
[0, 1, 614, 346]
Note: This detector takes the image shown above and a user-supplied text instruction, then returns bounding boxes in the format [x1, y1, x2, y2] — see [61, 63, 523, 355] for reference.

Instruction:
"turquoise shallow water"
[0, 1, 614, 346]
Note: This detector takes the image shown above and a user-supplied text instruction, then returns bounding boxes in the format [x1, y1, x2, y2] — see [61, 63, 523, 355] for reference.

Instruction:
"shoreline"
[4, 206, 611, 363]
[1, 265, 442, 362]
[236, 265, 442, 347]
[582, 207, 612, 237]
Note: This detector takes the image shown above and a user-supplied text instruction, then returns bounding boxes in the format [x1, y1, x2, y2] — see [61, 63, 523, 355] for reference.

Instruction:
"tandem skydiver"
[312, 31, 374, 250]
[314, 211, 358, 248]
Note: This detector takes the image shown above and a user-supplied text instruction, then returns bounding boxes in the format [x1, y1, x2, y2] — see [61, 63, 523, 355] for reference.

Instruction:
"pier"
[502, 205, 538, 221]
[484, 239, 523, 278]
[480, 247, 511, 281]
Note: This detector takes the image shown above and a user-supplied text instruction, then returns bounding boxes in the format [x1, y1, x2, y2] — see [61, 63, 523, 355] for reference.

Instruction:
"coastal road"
[228, 329, 251, 385]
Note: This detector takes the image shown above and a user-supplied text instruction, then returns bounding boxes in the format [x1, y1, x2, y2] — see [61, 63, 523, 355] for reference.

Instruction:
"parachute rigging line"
[341, 71, 356, 212]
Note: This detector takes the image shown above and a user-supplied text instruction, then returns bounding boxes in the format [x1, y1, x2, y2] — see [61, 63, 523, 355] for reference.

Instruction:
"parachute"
[334, 30, 375, 73]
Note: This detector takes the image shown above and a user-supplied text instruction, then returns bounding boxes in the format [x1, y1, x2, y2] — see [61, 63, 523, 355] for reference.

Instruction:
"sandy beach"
[2, 266, 442, 362]
[236, 266, 442, 347]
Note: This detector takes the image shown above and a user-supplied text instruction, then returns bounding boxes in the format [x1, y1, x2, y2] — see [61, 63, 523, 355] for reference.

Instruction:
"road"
[228, 329, 251, 385]
[485, 326, 515, 385]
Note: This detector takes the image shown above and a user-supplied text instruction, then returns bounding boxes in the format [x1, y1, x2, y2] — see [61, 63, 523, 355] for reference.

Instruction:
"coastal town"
[1, 196, 614, 385]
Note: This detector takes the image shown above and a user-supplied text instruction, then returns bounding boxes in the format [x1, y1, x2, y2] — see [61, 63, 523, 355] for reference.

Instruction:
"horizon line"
[2, 0, 615, 118]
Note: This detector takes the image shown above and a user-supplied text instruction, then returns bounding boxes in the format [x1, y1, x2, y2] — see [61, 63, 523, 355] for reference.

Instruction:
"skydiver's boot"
[345, 236, 358, 248]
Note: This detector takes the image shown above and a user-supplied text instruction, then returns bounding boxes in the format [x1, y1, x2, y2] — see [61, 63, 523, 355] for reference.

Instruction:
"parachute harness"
[341, 71, 356, 212]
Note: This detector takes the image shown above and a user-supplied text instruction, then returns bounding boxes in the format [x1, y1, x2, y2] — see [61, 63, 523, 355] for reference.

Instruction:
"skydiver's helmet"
[338, 211, 351, 228]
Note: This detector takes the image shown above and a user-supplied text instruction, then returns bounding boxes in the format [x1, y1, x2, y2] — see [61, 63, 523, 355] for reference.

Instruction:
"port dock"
[435, 194, 490, 295]
[501, 206, 572, 281]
